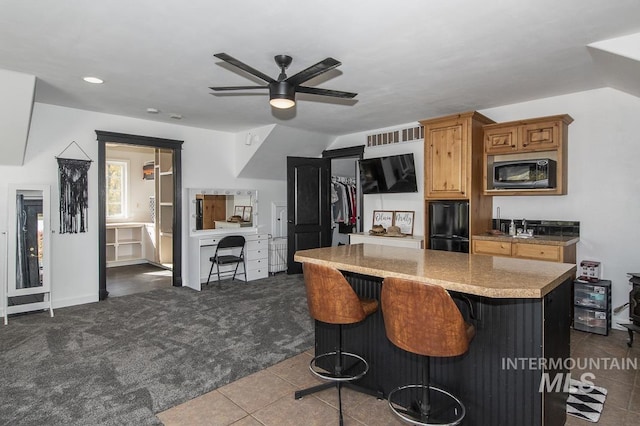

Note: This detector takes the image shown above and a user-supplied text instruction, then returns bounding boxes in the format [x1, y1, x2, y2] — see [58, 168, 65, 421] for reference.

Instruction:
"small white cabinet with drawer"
[244, 234, 269, 281]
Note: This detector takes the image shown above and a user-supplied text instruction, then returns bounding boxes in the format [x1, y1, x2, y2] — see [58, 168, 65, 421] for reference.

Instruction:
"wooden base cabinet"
[472, 238, 577, 263]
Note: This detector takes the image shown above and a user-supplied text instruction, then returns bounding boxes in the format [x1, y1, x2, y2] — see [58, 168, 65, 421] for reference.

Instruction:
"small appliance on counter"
[428, 201, 469, 253]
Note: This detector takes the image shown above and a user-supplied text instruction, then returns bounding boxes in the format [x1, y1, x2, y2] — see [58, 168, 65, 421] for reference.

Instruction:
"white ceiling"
[1, 0, 640, 137]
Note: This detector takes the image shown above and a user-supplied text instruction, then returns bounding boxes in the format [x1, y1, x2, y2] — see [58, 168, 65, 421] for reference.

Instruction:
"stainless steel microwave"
[492, 159, 556, 189]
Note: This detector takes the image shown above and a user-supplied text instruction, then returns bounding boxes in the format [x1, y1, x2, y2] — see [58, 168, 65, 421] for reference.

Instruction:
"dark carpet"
[0, 274, 314, 425]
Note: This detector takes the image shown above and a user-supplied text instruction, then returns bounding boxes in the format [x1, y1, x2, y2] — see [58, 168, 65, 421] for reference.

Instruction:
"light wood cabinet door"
[425, 118, 468, 198]
[521, 121, 560, 151]
[512, 243, 561, 262]
[472, 239, 512, 256]
[484, 126, 518, 154]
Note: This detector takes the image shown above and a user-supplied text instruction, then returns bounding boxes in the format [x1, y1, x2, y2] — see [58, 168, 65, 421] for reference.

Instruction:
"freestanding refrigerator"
[429, 201, 470, 253]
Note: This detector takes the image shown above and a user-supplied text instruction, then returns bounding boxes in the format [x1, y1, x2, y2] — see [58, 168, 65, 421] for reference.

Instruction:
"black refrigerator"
[429, 201, 469, 253]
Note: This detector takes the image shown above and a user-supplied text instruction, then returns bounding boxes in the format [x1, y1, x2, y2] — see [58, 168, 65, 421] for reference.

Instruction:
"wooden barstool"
[381, 277, 475, 426]
[295, 262, 378, 426]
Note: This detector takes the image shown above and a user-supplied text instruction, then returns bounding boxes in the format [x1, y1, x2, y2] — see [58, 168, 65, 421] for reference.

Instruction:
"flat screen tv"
[359, 153, 418, 194]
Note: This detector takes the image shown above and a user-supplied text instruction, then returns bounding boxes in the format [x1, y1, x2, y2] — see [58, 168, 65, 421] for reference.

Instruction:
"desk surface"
[294, 244, 576, 298]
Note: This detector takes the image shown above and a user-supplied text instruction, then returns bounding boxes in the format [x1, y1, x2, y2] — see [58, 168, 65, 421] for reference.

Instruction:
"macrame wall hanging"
[56, 141, 92, 234]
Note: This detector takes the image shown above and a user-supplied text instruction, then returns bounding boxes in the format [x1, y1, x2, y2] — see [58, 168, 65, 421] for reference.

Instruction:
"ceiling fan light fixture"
[269, 81, 296, 109]
[269, 97, 295, 109]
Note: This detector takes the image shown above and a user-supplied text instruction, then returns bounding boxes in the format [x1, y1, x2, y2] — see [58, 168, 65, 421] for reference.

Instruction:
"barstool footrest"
[388, 384, 465, 426]
[309, 351, 369, 382]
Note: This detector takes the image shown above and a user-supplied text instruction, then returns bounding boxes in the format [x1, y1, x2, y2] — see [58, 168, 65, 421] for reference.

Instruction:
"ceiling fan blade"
[296, 86, 357, 99]
[285, 58, 341, 86]
[214, 53, 276, 83]
[209, 85, 269, 91]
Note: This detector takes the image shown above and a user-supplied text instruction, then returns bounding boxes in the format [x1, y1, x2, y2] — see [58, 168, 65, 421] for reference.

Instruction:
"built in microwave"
[492, 158, 556, 189]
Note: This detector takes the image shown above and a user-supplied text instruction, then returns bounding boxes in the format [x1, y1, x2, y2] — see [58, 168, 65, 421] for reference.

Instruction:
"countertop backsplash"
[493, 219, 580, 237]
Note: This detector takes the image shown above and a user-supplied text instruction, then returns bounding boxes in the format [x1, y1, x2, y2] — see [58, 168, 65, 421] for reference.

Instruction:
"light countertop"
[473, 234, 579, 246]
[294, 244, 576, 299]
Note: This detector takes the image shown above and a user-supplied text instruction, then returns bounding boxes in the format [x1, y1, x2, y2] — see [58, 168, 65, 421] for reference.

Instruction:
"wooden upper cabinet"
[426, 120, 467, 197]
[484, 126, 518, 154]
[521, 120, 560, 151]
[483, 114, 573, 196]
[484, 115, 572, 154]
[421, 111, 494, 199]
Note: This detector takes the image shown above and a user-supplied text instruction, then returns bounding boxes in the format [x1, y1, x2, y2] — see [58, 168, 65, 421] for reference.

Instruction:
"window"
[106, 160, 128, 218]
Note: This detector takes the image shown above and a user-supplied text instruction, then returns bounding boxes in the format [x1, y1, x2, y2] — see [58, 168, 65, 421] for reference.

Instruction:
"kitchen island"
[295, 244, 577, 426]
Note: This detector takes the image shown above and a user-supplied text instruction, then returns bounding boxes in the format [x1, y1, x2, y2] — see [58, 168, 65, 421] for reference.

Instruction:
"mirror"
[188, 188, 257, 234]
[7, 184, 51, 296]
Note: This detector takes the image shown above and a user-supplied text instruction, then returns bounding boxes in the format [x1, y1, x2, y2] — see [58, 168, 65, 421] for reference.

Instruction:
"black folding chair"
[205, 235, 246, 285]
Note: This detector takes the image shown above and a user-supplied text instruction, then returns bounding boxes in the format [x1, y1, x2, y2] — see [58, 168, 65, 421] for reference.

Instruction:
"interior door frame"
[96, 131, 183, 300]
[322, 145, 365, 232]
[285, 145, 365, 274]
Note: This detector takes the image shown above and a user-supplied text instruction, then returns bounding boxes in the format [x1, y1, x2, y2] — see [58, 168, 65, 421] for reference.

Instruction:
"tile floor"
[157, 329, 640, 426]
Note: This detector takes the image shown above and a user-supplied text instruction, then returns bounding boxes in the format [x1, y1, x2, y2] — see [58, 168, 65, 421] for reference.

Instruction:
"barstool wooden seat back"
[381, 277, 475, 425]
[295, 262, 378, 426]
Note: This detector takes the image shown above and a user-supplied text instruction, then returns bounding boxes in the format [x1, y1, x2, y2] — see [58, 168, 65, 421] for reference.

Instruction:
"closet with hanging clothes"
[331, 174, 358, 246]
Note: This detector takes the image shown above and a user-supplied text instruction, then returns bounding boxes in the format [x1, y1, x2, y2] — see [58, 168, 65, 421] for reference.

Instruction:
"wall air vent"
[366, 125, 424, 147]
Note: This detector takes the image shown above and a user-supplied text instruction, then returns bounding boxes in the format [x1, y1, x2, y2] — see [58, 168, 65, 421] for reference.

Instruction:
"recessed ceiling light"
[146, 108, 159, 114]
[83, 76, 104, 84]
[169, 113, 182, 120]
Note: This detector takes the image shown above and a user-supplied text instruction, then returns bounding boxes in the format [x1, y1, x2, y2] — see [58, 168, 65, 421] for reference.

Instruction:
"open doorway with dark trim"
[96, 131, 183, 300]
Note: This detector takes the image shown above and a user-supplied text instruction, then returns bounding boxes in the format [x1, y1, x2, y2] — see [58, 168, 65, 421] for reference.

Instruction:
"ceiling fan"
[209, 53, 357, 109]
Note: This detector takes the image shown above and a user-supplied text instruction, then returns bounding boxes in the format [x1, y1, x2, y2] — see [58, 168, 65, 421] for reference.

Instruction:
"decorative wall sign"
[393, 211, 415, 235]
[372, 210, 393, 228]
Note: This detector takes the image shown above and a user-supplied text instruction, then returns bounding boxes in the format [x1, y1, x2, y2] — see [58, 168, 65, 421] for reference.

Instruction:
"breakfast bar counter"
[295, 244, 577, 426]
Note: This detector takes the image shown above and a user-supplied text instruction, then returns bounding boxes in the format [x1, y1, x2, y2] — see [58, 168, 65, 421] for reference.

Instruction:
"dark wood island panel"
[296, 244, 576, 426]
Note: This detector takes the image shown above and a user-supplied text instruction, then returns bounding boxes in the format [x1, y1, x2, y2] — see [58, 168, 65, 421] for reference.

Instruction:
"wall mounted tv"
[359, 153, 418, 194]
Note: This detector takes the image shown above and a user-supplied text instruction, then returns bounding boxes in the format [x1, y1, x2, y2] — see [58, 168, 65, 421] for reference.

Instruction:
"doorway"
[96, 131, 183, 300]
[286, 145, 364, 274]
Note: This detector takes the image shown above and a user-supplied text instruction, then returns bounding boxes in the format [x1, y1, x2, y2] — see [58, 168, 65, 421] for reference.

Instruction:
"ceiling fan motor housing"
[269, 81, 295, 102]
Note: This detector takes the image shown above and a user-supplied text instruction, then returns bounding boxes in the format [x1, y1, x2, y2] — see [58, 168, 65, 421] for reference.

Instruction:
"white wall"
[0, 69, 35, 165]
[481, 88, 640, 327]
[330, 131, 425, 236]
[0, 103, 286, 311]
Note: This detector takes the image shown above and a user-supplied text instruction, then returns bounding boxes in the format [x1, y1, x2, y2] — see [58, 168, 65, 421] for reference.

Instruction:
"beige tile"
[218, 369, 296, 413]
[585, 376, 633, 411]
[347, 395, 406, 426]
[564, 414, 592, 426]
[629, 385, 640, 413]
[252, 393, 358, 426]
[230, 415, 264, 426]
[594, 403, 631, 426]
[586, 332, 632, 358]
[267, 351, 324, 389]
[157, 390, 247, 426]
[311, 384, 375, 417]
